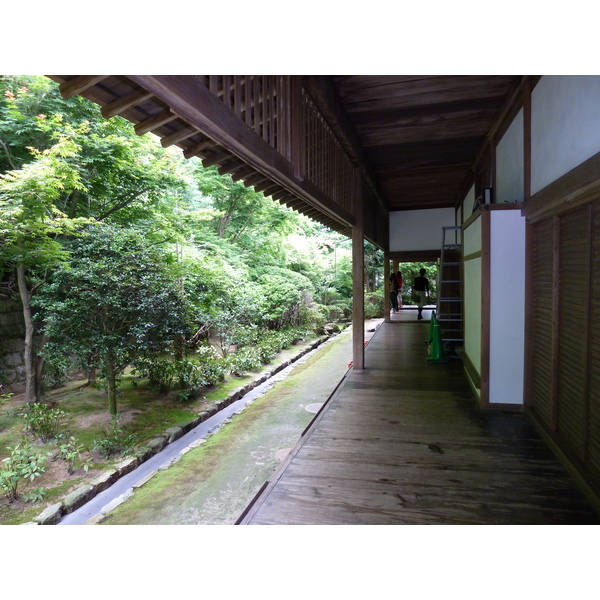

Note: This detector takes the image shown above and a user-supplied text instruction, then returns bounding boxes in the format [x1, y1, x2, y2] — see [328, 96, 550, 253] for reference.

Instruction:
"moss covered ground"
[0, 334, 329, 525]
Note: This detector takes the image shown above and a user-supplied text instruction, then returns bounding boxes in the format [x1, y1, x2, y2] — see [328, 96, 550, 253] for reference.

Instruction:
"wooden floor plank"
[240, 321, 600, 525]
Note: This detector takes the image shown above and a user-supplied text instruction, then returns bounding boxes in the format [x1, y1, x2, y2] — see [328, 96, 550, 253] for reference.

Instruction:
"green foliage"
[0, 440, 49, 503]
[252, 266, 315, 329]
[0, 75, 363, 417]
[0, 389, 12, 407]
[92, 414, 137, 459]
[37, 223, 188, 414]
[195, 165, 298, 249]
[138, 357, 181, 393]
[397, 262, 438, 303]
[256, 327, 307, 362]
[228, 326, 311, 376]
[1, 76, 101, 172]
[23, 402, 67, 442]
[41, 352, 73, 391]
[193, 345, 227, 387]
[229, 346, 263, 376]
[136, 344, 226, 397]
[0, 128, 90, 275]
[1, 76, 190, 230]
[53, 435, 90, 475]
[22, 487, 47, 504]
[364, 241, 384, 292]
[365, 291, 384, 318]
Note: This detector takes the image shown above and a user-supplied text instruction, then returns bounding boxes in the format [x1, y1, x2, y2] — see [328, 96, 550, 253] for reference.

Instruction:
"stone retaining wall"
[0, 298, 27, 393]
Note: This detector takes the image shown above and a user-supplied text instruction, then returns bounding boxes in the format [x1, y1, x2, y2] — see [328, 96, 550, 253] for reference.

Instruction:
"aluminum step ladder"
[437, 226, 463, 344]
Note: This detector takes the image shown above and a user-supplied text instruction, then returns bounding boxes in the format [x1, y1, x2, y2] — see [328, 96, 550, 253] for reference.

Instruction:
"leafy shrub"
[39, 348, 74, 391]
[0, 441, 49, 503]
[228, 326, 311, 375]
[0, 388, 13, 411]
[253, 268, 314, 329]
[193, 344, 227, 388]
[313, 300, 352, 323]
[93, 414, 137, 458]
[54, 435, 90, 475]
[298, 301, 327, 329]
[364, 291, 384, 318]
[23, 402, 67, 442]
[137, 345, 227, 395]
[175, 360, 206, 394]
[22, 487, 47, 504]
[257, 332, 284, 363]
[141, 357, 178, 393]
[229, 346, 262, 376]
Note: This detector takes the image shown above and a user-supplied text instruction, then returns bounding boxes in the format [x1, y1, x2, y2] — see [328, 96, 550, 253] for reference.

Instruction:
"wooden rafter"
[135, 110, 179, 136]
[201, 149, 230, 168]
[183, 140, 213, 160]
[101, 89, 154, 119]
[160, 127, 198, 148]
[58, 76, 108, 99]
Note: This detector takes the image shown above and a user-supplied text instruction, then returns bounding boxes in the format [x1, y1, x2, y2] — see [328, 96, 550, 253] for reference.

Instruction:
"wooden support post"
[352, 170, 365, 370]
[384, 253, 391, 323]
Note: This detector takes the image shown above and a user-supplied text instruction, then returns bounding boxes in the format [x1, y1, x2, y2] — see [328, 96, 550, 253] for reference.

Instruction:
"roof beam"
[58, 76, 108, 99]
[183, 139, 213, 160]
[101, 89, 154, 119]
[160, 127, 198, 148]
[135, 110, 179, 136]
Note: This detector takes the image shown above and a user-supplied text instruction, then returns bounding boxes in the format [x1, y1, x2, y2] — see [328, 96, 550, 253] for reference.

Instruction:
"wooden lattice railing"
[201, 76, 291, 159]
[201, 76, 354, 216]
[302, 90, 354, 215]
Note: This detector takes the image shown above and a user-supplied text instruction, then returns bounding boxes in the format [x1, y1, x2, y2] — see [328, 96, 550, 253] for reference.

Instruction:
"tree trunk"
[16, 264, 40, 403]
[87, 365, 97, 385]
[34, 335, 48, 400]
[106, 356, 118, 415]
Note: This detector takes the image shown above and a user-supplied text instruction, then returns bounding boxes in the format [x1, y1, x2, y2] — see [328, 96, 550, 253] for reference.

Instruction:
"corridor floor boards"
[239, 321, 600, 525]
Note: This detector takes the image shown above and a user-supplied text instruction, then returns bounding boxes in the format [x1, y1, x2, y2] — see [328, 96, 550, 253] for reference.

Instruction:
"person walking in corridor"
[412, 268, 429, 320]
[389, 272, 399, 313]
[396, 271, 403, 308]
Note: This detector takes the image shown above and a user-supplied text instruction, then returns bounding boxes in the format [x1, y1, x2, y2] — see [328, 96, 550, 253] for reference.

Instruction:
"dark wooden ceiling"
[329, 75, 522, 211]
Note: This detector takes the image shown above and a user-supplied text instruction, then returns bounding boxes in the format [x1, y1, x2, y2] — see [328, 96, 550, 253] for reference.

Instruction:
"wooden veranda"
[238, 317, 600, 525]
[43, 75, 600, 518]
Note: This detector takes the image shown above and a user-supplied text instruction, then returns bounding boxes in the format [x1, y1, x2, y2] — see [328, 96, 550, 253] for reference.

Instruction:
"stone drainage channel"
[57, 332, 350, 525]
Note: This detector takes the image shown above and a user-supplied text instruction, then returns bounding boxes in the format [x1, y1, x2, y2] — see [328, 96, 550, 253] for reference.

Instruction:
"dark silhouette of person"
[389, 272, 399, 313]
[412, 268, 429, 320]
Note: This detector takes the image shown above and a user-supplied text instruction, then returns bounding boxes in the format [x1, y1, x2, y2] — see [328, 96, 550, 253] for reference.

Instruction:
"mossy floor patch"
[101, 330, 356, 525]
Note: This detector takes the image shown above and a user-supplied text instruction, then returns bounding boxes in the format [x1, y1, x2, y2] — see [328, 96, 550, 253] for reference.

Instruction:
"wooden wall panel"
[589, 205, 600, 478]
[529, 197, 600, 502]
[557, 207, 590, 458]
[530, 219, 554, 427]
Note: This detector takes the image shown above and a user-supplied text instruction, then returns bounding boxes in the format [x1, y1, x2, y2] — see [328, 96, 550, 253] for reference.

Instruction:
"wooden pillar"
[352, 169, 365, 369]
[384, 252, 391, 323]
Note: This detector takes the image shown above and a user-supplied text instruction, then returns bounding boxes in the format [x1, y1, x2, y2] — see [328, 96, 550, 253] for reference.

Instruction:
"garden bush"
[364, 291, 384, 318]
[193, 344, 227, 388]
[0, 440, 49, 503]
[23, 402, 67, 442]
[229, 346, 262, 376]
[93, 414, 137, 458]
[53, 435, 91, 475]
